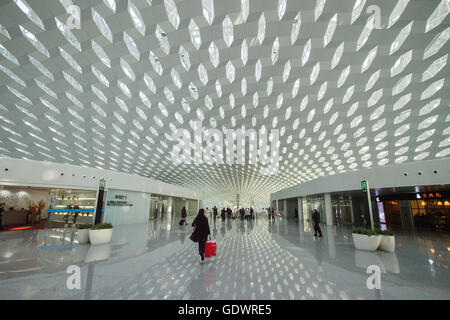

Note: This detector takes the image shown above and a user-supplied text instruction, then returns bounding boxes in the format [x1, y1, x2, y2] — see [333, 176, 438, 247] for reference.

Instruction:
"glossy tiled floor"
[0, 215, 448, 300]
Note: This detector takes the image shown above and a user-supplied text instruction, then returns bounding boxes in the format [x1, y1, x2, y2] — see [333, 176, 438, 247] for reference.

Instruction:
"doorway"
[331, 195, 353, 225]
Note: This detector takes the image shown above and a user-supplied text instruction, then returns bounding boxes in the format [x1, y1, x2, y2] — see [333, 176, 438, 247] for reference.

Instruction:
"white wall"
[0, 157, 201, 200]
[103, 189, 150, 226]
[271, 158, 450, 200]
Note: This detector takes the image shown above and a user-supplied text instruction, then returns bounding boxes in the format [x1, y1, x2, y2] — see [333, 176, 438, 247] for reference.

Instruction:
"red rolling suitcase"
[205, 240, 216, 258]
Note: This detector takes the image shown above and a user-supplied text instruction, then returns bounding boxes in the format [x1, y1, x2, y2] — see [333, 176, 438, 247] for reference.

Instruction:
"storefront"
[331, 194, 354, 225]
[149, 195, 168, 220]
[47, 189, 97, 226]
[0, 186, 96, 229]
[302, 194, 326, 223]
[377, 191, 450, 232]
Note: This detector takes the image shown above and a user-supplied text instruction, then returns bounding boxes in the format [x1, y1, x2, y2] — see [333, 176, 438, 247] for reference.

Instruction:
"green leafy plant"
[77, 224, 92, 230]
[352, 227, 378, 236]
[375, 229, 394, 236]
[91, 223, 113, 230]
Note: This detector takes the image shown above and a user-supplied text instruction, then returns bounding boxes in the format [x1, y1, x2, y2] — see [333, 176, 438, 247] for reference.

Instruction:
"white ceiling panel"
[0, 0, 449, 203]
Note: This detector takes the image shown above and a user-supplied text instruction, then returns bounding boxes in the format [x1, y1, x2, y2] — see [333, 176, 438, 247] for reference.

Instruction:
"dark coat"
[312, 211, 320, 225]
[192, 215, 210, 239]
[181, 208, 187, 218]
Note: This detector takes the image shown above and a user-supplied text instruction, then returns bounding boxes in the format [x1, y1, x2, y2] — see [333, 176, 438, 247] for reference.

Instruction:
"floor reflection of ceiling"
[91, 221, 354, 300]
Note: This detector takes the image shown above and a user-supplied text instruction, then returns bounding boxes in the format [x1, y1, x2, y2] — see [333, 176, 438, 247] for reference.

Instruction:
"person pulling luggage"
[190, 209, 211, 263]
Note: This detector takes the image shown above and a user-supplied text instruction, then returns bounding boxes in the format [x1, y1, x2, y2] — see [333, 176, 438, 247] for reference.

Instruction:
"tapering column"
[324, 193, 333, 226]
[297, 197, 303, 221]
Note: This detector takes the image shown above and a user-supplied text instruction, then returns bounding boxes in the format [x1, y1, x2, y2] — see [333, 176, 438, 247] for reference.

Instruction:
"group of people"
[266, 207, 278, 221]
[208, 206, 255, 222]
[238, 207, 255, 221]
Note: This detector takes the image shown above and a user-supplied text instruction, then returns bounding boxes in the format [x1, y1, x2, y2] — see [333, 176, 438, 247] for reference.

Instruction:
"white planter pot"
[352, 233, 381, 251]
[379, 235, 395, 253]
[77, 229, 90, 244]
[89, 228, 113, 245]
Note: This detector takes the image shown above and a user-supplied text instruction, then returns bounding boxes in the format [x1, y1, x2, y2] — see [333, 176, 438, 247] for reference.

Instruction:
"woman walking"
[191, 209, 211, 263]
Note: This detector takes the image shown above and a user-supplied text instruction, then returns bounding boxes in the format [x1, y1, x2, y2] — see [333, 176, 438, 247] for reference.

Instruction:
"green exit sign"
[361, 180, 368, 192]
[99, 179, 105, 190]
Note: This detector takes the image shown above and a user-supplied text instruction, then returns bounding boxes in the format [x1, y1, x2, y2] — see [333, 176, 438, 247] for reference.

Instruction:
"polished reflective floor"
[0, 215, 449, 300]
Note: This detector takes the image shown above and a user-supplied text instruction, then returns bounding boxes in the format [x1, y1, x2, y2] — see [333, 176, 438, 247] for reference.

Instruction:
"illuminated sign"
[99, 179, 105, 190]
[417, 192, 442, 199]
[378, 191, 449, 201]
[361, 180, 368, 192]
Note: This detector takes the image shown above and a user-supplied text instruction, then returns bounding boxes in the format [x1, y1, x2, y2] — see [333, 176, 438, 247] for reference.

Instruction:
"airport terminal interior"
[0, 0, 449, 300]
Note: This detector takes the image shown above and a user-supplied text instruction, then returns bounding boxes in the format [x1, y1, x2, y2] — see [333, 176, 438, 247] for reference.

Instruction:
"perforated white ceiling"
[0, 0, 449, 202]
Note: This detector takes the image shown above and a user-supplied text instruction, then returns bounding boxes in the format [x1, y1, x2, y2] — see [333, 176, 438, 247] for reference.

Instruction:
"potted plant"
[76, 224, 92, 244]
[352, 227, 382, 251]
[89, 223, 113, 245]
[376, 229, 395, 252]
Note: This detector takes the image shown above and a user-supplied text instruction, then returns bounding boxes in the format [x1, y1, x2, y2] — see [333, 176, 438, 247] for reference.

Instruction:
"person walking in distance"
[181, 206, 187, 225]
[221, 207, 226, 223]
[213, 206, 218, 224]
[191, 209, 211, 263]
[312, 209, 323, 237]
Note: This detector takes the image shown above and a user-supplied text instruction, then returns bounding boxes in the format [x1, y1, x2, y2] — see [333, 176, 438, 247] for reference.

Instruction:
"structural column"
[283, 199, 287, 217]
[276, 200, 279, 215]
[167, 197, 174, 225]
[167, 197, 173, 214]
[326, 225, 336, 259]
[297, 197, 303, 221]
[324, 193, 333, 226]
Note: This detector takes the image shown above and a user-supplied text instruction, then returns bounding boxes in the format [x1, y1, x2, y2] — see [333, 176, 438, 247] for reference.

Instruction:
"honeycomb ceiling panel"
[0, 0, 449, 203]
